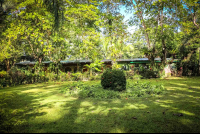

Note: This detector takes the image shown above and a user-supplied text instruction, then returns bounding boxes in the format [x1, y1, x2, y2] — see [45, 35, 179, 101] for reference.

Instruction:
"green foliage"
[0, 67, 49, 88]
[71, 72, 83, 81]
[125, 81, 166, 98]
[82, 72, 89, 81]
[0, 71, 7, 77]
[125, 70, 134, 79]
[133, 74, 143, 80]
[89, 75, 96, 81]
[139, 69, 158, 79]
[125, 70, 142, 80]
[94, 73, 102, 80]
[176, 48, 200, 76]
[58, 70, 68, 82]
[59, 82, 119, 99]
[158, 70, 166, 79]
[46, 72, 57, 81]
[0, 71, 10, 88]
[101, 69, 126, 91]
[59, 81, 166, 99]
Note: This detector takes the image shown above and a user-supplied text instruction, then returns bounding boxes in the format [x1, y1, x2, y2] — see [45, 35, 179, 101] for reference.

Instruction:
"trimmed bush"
[101, 69, 126, 91]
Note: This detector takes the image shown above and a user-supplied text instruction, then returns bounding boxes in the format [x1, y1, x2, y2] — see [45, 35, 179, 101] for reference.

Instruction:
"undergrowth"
[59, 81, 166, 99]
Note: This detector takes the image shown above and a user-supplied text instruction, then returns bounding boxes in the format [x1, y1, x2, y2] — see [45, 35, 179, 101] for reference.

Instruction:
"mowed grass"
[0, 77, 200, 133]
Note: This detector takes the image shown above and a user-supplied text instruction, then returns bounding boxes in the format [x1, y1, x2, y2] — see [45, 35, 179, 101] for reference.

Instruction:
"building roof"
[15, 58, 179, 65]
[15, 61, 36, 65]
[101, 59, 112, 62]
[60, 60, 91, 64]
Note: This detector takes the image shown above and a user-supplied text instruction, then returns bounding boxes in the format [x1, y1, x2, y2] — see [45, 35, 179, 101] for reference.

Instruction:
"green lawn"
[0, 77, 200, 133]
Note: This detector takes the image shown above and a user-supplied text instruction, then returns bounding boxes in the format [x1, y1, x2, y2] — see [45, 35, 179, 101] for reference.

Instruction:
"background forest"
[0, 0, 200, 86]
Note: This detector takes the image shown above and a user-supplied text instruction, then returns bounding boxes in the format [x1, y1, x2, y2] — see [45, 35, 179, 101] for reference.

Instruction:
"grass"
[0, 77, 200, 133]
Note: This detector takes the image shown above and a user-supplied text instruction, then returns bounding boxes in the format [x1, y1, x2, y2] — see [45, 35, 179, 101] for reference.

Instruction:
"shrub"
[0, 71, 7, 77]
[133, 74, 143, 80]
[46, 72, 57, 81]
[139, 69, 158, 79]
[0, 67, 49, 87]
[59, 71, 67, 82]
[95, 73, 101, 80]
[82, 72, 89, 81]
[126, 70, 134, 79]
[126, 81, 166, 97]
[59, 82, 120, 99]
[71, 72, 83, 81]
[59, 81, 166, 99]
[101, 69, 126, 91]
[0, 71, 10, 87]
[89, 75, 96, 81]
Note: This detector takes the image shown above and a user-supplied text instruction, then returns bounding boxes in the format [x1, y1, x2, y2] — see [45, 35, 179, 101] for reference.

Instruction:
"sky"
[119, 5, 137, 34]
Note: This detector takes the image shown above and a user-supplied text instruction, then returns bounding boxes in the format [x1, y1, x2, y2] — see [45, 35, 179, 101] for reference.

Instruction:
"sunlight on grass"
[22, 89, 46, 93]
[125, 103, 148, 109]
[159, 104, 171, 108]
[160, 100, 174, 103]
[1, 77, 200, 133]
[36, 108, 63, 121]
[179, 110, 195, 116]
[180, 119, 193, 125]
[111, 99, 122, 104]
[80, 101, 94, 107]
[170, 82, 188, 87]
[165, 77, 185, 79]
[191, 86, 200, 89]
[109, 128, 125, 133]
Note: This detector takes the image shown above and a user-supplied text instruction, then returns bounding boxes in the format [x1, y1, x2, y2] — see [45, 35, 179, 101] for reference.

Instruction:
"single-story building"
[15, 57, 179, 73]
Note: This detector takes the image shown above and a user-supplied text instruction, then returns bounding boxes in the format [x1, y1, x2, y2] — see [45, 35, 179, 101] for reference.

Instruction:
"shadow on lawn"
[1, 77, 200, 133]
[26, 98, 200, 133]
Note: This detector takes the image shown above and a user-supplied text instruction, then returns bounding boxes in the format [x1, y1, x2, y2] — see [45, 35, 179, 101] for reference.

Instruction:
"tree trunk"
[90, 68, 92, 77]
[38, 57, 42, 65]
[160, 2, 166, 66]
[199, 48, 200, 75]
[150, 50, 155, 67]
[5, 59, 10, 72]
[56, 63, 59, 75]
[151, 13, 160, 67]
[132, 0, 151, 49]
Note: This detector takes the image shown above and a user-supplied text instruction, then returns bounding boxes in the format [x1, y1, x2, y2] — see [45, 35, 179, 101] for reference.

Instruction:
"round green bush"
[101, 69, 126, 91]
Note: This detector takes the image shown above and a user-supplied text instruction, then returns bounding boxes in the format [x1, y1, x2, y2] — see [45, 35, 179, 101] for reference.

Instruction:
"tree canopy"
[0, 0, 199, 73]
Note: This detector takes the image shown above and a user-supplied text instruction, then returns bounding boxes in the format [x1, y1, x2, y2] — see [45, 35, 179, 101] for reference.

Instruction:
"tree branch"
[192, 13, 199, 29]
[131, 0, 151, 49]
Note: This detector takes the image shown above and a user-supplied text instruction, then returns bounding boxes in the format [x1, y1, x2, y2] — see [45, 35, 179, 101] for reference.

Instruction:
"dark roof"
[15, 61, 52, 65]
[116, 58, 149, 62]
[101, 59, 112, 62]
[60, 60, 91, 64]
[42, 61, 53, 64]
[116, 58, 176, 62]
[15, 61, 36, 65]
